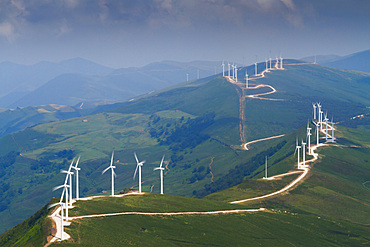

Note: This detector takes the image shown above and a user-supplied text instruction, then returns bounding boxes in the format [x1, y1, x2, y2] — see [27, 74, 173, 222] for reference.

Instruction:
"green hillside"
[0, 60, 369, 234]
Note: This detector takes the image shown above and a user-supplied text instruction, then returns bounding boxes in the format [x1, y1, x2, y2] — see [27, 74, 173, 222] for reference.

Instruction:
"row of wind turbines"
[222, 56, 284, 88]
[49, 152, 166, 240]
[294, 103, 335, 169]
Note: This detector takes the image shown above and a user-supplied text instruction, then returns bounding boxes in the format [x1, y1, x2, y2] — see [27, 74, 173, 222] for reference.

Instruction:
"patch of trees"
[156, 113, 215, 151]
[193, 140, 287, 198]
[188, 165, 210, 184]
[55, 149, 74, 159]
[0, 151, 20, 178]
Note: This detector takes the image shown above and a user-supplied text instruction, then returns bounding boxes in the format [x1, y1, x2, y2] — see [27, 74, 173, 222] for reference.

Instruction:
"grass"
[69, 193, 247, 217]
[52, 209, 369, 246]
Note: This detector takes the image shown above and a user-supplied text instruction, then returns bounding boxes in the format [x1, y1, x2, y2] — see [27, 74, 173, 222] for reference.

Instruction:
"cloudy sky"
[0, 0, 369, 68]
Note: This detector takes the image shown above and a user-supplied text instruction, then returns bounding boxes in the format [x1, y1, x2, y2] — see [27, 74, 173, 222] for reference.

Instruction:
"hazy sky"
[0, 0, 369, 68]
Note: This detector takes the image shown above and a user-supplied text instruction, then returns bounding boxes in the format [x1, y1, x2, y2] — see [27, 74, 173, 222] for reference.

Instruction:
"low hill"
[0, 60, 369, 234]
[1, 123, 369, 246]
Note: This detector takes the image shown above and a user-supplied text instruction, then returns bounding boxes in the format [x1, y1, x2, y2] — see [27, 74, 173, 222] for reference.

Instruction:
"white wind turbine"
[133, 153, 145, 193]
[222, 61, 225, 77]
[235, 66, 238, 82]
[228, 63, 230, 77]
[313, 121, 320, 145]
[324, 112, 329, 141]
[275, 57, 279, 68]
[53, 158, 74, 221]
[245, 71, 249, 89]
[263, 156, 268, 179]
[71, 156, 81, 200]
[312, 103, 317, 120]
[294, 138, 301, 169]
[280, 56, 283, 69]
[265, 59, 268, 71]
[48, 201, 66, 240]
[102, 151, 116, 196]
[330, 117, 336, 142]
[154, 155, 165, 194]
[232, 64, 235, 79]
[269, 57, 272, 69]
[301, 140, 306, 167]
[61, 159, 75, 207]
[307, 123, 312, 155]
[317, 103, 322, 129]
[254, 62, 257, 76]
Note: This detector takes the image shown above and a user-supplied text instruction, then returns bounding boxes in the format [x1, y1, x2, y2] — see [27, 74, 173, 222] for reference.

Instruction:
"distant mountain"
[0, 58, 114, 107]
[322, 49, 370, 73]
[9, 60, 221, 107]
[301, 49, 370, 73]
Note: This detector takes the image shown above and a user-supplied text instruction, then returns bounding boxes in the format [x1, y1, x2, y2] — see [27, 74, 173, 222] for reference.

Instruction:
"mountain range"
[0, 58, 369, 236]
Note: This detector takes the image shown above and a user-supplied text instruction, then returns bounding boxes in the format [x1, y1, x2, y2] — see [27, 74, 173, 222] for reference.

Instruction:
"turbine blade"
[160, 155, 165, 168]
[48, 202, 60, 209]
[53, 184, 65, 191]
[110, 151, 114, 166]
[134, 153, 139, 164]
[133, 165, 139, 179]
[102, 166, 110, 175]
[75, 156, 81, 168]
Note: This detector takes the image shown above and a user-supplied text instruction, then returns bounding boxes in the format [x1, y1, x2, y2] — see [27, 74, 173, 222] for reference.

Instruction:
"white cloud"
[0, 22, 16, 41]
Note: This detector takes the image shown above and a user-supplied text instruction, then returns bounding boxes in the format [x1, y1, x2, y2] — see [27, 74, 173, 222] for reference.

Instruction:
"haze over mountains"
[301, 49, 370, 73]
[0, 59, 220, 108]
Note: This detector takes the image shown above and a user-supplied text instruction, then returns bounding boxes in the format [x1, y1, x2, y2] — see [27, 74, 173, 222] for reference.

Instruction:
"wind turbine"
[269, 57, 272, 69]
[235, 66, 238, 82]
[61, 159, 75, 207]
[245, 71, 249, 89]
[324, 112, 329, 141]
[307, 123, 312, 155]
[275, 57, 279, 68]
[48, 201, 66, 240]
[265, 59, 268, 71]
[330, 117, 336, 142]
[228, 63, 230, 77]
[280, 56, 283, 69]
[102, 151, 116, 196]
[301, 140, 306, 167]
[154, 155, 165, 194]
[222, 61, 225, 77]
[264, 156, 268, 179]
[133, 153, 145, 193]
[186, 73, 189, 82]
[313, 121, 320, 145]
[317, 103, 322, 129]
[254, 62, 257, 76]
[71, 156, 81, 200]
[294, 138, 301, 169]
[312, 103, 317, 120]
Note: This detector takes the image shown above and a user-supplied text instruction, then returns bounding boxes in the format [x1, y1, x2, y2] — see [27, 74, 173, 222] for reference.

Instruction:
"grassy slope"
[0, 62, 369, 234]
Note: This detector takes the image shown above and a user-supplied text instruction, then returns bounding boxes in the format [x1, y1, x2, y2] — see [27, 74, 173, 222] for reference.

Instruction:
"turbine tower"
[264, 156, 268, 179]
[232, 64, 235, 79]
[280, 56, 283, 69]
[324, 112, 329, 141]
[186, 73, 189, 82]
[71, 156, 81, 200]
[154, 155, 165, 194]
[245, 72, 249, 89]
[276, 57, 279, 68]
[269, 57, 272, 69]
[102, 151, 116, 196]
[235, 66, 238, 82]
[312, 103, 317, 120]
[313, 122, 320, 145]
[317, 103, 322, 129]
[294, 138, 301, 169]
[302, 140, 306, 167]
[265, 59, 268, 71]
[61, 160, 74, 207]
[330, 117, 336, 142]
[222, 61, 225, 77]
[228, 63, 230, 77]
[134, 153, 145, 193]
[254, 62, 257, 76]
[307, 123, 312, 155]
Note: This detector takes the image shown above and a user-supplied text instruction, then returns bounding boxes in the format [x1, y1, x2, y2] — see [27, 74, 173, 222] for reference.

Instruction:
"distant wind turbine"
[294, 138, 301, 169]
[133, 153, 145, 193]
[301, 140, 306, 167]
[228, 63, 230, 77]
[264, 156, 268, 179]
[102, 151, 116, 196]
[222, 61, 225, 77]
[330, 117, 336, 142]
[154, 155, 165, 194]
[71, 156, 81, 200]
[312, 103, 317, 120]
[307, 123, 312, 155]
[245, 71, 249, 89]
[235, 66, 238, 82]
